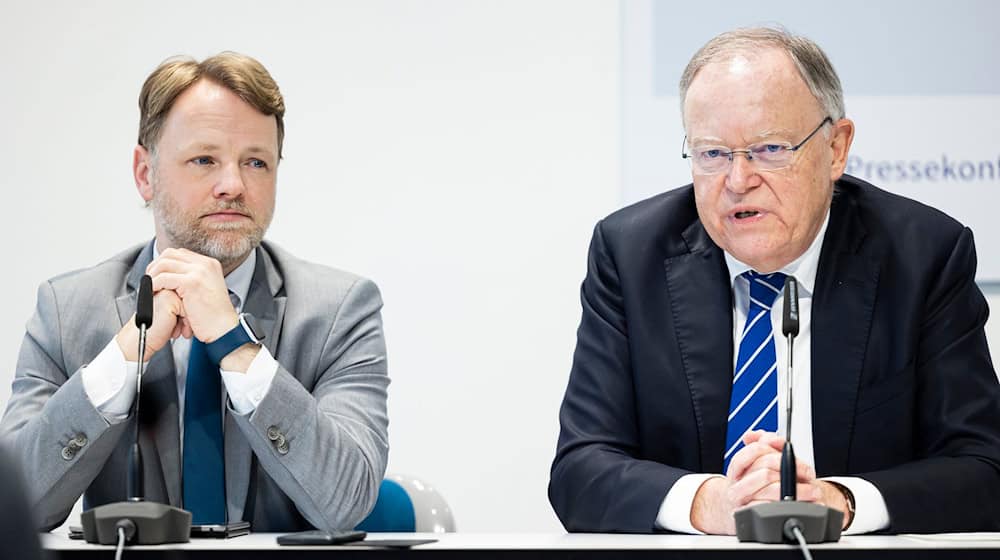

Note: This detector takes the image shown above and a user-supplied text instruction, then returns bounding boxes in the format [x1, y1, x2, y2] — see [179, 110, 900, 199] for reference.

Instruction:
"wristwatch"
[204, 313, 266, 365]
[830, 481, 856, 530]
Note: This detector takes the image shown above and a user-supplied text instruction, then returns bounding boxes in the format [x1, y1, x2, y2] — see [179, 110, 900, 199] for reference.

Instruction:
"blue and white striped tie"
[723, 271, 786, 473]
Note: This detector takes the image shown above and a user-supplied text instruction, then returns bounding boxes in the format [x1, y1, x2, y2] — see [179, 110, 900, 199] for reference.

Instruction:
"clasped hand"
[116, 248, 238, 362]
[690, 430, 847, 534]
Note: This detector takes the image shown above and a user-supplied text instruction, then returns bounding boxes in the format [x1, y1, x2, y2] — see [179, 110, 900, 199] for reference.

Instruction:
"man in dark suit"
[549, 27, 1000, 534]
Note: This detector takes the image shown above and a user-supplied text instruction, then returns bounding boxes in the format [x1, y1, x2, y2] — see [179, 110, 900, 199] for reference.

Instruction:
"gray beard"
[151, 190, 269, 271]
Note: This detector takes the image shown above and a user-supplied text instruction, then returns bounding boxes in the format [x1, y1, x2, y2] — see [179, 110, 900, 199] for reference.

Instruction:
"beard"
[150, 179, 272, 270]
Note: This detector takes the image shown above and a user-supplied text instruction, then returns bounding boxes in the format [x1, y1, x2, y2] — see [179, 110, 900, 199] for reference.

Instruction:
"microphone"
[82, 275, 191, 545]
[135, 274, 154, 329]
[782, 276, 799, 337]
[734, 275, 843, 545]
[128, 275, 154, 500]
[780, 277, 799, 502]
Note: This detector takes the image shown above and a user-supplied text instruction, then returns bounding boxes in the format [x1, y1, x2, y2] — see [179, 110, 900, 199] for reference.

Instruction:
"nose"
[724, 151, 761, 194]
[213, 162, 247, 199]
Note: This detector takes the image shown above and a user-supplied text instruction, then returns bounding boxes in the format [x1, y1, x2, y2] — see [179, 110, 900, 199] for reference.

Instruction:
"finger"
[739, 431, 785, 460]
[796, 460, 816, 482]
[797, 483, 823, 502]
[750, 481, 822, 503]
[746, 451, 782, 473]
[150, 272, 193, 295]
[154, 248, 221, 272]
[727, 440, 782, 480]
[744, 452, 817, 484]
[155, 288, 183, 308]
[179, 317, 194, 339]
[728, 468, 780, 507]
[147, 249, 220, 279]
[755, 432, 786, 452]
[147, 257, 194, 279]
[741, 430, 768, 445]
[157, 247, 203, 263]
[742, 429, 785, 448]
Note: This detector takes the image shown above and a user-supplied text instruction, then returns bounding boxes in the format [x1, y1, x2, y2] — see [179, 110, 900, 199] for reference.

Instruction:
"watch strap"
[205, 316, 255, 365]
[829, 481, 856, 530]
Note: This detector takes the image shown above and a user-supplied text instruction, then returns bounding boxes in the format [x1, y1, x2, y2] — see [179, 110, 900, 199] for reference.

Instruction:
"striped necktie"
[723, 271, 786, 473]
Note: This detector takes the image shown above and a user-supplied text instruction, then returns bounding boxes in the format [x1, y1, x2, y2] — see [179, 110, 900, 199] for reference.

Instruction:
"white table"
[41, 531, 1000, 559]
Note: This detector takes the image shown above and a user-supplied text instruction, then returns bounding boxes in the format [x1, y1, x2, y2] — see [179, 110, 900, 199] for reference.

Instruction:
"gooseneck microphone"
[128, 275, 154, 501]
[780, 277, 799, 502]
[734, 276, 843, 546]
[82, 275, 192, 546]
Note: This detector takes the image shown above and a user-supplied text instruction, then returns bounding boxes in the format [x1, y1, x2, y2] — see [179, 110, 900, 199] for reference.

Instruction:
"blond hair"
[137, 51, 285, 157]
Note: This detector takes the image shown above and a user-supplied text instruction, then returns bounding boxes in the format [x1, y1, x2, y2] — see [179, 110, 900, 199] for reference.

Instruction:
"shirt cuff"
[655, 473, 721, 533]
[822, 476, 890, 534]
[80, 339, 138, 423]
[220, 346, 278, 415]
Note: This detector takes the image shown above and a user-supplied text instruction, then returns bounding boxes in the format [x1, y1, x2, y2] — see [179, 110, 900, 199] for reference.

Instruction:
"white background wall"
[0, 0, 620, 532]
[2, 0, 998, 535]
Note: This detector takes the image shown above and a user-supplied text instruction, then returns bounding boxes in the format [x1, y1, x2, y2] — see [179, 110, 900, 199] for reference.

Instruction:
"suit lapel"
[225, 245, 287, 522]
[115, 242, 183, 506]
[811, 190, 880, 475]
[664, 220, 734, 473]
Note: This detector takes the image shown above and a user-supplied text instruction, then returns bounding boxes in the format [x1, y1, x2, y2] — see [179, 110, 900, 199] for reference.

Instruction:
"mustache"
[201, 201, 253, 217]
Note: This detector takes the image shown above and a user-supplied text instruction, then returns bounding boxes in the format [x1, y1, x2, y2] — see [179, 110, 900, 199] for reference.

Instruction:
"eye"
[191, 156, 214, 166]
[752, 144, 786, 155]
[248, 158, 268, 169]
[698, 148, 725, 160]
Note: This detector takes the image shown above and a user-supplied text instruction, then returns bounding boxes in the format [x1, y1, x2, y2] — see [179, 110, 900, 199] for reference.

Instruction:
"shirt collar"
[151, 240, 257, 310]
[723, 210, 830, 297]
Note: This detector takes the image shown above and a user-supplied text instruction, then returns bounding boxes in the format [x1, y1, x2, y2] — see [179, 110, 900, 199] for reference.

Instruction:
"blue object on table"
[356, 478, 416, 532]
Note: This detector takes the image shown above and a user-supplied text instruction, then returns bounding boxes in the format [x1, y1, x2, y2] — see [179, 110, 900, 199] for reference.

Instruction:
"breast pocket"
[856, 360, 915, 414]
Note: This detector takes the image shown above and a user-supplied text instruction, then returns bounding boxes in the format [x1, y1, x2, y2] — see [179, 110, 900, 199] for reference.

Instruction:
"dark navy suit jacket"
[549, 174, 1000, 533]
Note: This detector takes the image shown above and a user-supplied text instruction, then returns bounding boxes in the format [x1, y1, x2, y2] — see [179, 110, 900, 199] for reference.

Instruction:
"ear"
[133, 145, 154, 203]
[828, 118, 855, 182]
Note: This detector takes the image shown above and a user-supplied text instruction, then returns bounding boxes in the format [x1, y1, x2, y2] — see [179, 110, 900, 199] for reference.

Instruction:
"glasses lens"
[749, 144, 793, 170]
[690, 147, 728, 174]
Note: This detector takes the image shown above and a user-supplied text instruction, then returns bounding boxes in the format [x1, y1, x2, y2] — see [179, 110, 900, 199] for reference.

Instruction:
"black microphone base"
[81, 500, 191, 545]
[734, 501, 843, 544]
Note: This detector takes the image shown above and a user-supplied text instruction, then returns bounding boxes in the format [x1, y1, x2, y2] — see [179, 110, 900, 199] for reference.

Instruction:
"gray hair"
[679, 27, 845, 126]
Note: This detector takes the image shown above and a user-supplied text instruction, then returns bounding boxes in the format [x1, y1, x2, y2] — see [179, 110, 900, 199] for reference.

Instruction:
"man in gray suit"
[0, 52, 389, 533]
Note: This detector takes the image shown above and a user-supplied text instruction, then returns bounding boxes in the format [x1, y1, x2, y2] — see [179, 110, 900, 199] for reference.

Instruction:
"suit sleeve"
[861, 227, 1000, 533]
[549, 222, 690, 533]
[0, 281, 129, 531]
[228, 277, 389, 532]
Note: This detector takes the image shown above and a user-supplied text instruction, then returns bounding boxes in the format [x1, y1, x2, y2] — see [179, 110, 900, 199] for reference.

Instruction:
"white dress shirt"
[81, 244, 280, 433]
[656, 212, 890, 534]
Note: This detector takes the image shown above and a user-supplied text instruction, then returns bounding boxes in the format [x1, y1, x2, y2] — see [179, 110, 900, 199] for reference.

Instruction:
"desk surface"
[42, 531, 1000, 559]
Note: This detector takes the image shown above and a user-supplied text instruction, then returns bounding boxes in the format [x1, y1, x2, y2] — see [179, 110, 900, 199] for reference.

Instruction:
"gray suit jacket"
[0, 240, 389, 532]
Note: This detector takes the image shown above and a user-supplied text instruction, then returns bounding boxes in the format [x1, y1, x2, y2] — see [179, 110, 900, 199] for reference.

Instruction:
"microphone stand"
[733, 276, 843, 544]
[82, 275, 192, 545]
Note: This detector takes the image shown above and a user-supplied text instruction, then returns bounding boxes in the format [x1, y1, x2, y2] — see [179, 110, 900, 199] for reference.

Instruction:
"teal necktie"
[182, 338, 226, 523]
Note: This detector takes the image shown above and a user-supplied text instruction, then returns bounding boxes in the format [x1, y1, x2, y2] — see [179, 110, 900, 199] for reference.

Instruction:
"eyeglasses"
[681, 117, 833, 175]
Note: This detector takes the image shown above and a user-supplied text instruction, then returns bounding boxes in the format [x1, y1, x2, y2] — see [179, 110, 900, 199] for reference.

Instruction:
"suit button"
[276, 441, 289, 455]
[61, 447, 75, 461]
[266, 426, 280, 441]
[72, 434, 88, 447]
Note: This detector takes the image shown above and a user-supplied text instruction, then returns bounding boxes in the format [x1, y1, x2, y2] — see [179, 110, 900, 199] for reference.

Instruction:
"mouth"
[203, 210, 250, 219]
[734, 210, 760, 219]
